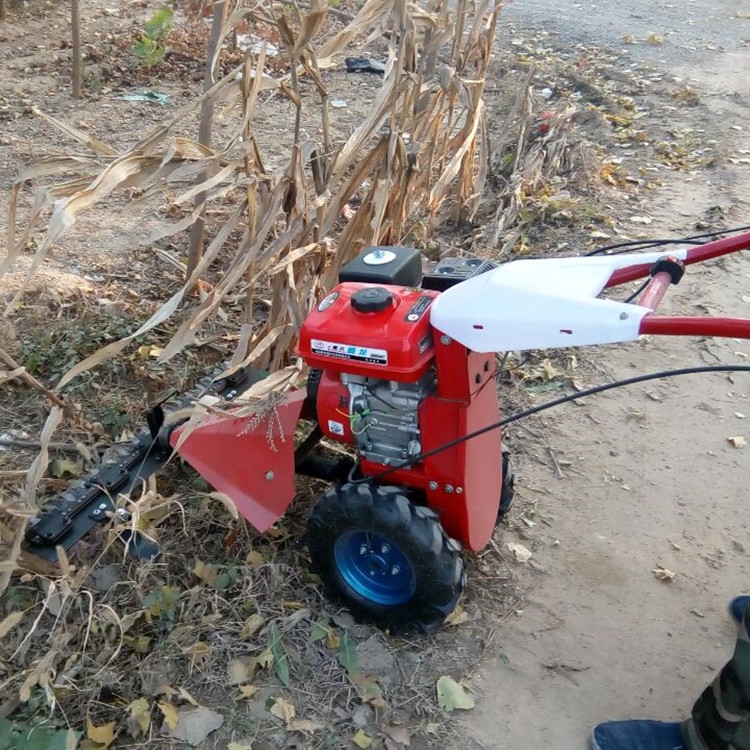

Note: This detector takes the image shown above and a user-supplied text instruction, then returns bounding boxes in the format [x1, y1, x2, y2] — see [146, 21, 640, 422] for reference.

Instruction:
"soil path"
[465, 3, 750, 748]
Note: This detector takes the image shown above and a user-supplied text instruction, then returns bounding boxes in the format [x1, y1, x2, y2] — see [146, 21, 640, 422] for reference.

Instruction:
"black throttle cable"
[352, 365, 750, 485]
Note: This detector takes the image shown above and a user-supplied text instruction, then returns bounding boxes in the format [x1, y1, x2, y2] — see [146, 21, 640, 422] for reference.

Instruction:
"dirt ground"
[464, 2, 750, 748]
[1, 0, 750, 749]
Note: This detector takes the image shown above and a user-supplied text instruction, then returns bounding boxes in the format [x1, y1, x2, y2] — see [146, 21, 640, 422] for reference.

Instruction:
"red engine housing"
[297, 282, 503, 552]
[297, 283, 438, 381]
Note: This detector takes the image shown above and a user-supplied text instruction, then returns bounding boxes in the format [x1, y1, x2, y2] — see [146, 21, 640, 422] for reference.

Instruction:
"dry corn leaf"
[0, 610, 23, 638]
[728, 436, 747, 448]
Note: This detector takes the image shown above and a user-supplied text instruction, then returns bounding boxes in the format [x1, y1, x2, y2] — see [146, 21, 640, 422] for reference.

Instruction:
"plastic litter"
[121, 91, 169, 105]
[345, 57, 386, 74]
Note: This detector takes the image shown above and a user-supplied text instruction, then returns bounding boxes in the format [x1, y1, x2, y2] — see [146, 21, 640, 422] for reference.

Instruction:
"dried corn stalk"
[3, 0, 505, 385]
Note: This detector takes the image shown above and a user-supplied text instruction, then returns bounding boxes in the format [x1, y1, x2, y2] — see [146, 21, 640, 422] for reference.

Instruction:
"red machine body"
[297, 283, 438, 381]
[297, 282, 502, 551]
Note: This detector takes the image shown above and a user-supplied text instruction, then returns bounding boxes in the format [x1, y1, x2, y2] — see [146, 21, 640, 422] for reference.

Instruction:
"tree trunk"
[187, 0, 228, 279]
[71, 0, 82, 98]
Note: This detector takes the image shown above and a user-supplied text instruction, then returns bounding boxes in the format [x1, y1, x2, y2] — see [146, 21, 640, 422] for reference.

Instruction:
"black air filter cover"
[339, 246, 423, 286]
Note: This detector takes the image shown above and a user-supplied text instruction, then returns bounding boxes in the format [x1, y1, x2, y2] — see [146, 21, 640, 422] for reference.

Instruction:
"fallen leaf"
[48, 457, 81, 477]
[647, 32, 664, 45]
[185, 641, 211, 665]
[127, 698, 151, 737]
[270, 697, 296, 724]
[445, 605, 469, 626]
[245, 549, 265, 566]
[193, 559, 218, 587]
[338, 630, 359, 676]
[309, 619, 331, 642]
[268, 624, 290, 686]
[159, 701, 180, 731]
[507, 542, 533, 563]
[240, 613, 265, 640]
[353, 729, 373, 748]
[629, 215, 652, 224]
[325, 629, 340, 649]
[122, 635, 151, 654]
[87, 720, 116, 748]
[621, 34, 635, 43]
[652, 565, 677, 582]
[728, 436, 747, 448]
[437, 675, 475, 711]
[238, 684, 259, 699]
[383, 724, 411, 746]
[227, 744, 253, 750]
[169, 706, 224, 746]
[253, 649, 274, 670]
[228, 657, 256, 685]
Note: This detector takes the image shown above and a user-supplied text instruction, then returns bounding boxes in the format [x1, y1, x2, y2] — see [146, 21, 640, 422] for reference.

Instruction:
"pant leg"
[682, 602, 750, 750]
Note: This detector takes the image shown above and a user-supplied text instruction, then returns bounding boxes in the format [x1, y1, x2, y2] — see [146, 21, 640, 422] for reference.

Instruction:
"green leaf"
[268, 624, 290, 687]
[48, 458, 80, 478]
[124, 634, 152, 653]
[436, 675, 475, 711]
[337, 631, 358, 676]
[143, 7, 174, 40]
[309, 619, 330, 643]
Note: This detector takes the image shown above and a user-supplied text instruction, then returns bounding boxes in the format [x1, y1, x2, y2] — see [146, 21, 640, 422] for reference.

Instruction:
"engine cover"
[297, 283, 439, 382]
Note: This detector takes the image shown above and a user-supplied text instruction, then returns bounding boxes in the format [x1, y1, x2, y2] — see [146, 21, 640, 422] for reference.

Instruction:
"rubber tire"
[306, 483, 465, 634]
[498, 451, 516, 519]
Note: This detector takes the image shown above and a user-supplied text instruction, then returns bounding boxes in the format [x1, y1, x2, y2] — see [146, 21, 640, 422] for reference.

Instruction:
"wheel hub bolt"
[359, 544, 368, 555]
[391, 565, 400, 576]
[380, 543, 390, 554]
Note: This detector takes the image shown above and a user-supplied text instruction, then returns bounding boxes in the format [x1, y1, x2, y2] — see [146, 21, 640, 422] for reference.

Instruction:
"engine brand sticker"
[317, 291, 339, 312]
[311, 339, 388, 366]
[327, 420, 345, 436]
[404, 295, 433, 323]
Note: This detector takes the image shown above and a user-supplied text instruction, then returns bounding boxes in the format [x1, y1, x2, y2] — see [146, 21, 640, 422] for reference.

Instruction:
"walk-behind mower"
[22, 229, 750, 633]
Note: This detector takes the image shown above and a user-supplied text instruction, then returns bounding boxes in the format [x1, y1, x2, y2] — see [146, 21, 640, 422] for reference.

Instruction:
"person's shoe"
[590, 720, 686, 750]
[729, 596, 750, 624]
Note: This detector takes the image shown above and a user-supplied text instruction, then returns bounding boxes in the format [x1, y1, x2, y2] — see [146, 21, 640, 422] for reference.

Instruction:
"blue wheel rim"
[334, 530, 416, 605]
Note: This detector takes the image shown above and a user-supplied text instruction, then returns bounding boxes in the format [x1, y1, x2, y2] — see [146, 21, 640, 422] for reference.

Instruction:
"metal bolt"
[265, 471, 274, 481]
[440, 335, 451, 345]
[391, 565, 400, 576]
[381, 543, 391, 554]
[428, 481, 438, 491]
[93, 509, 101, 516]
[444, 484, 454, 493]
[619, 312, 629, 320]
[99, 503, 107, 510]
[359, 544, 368, 555]
[456, 487, 464, 494]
